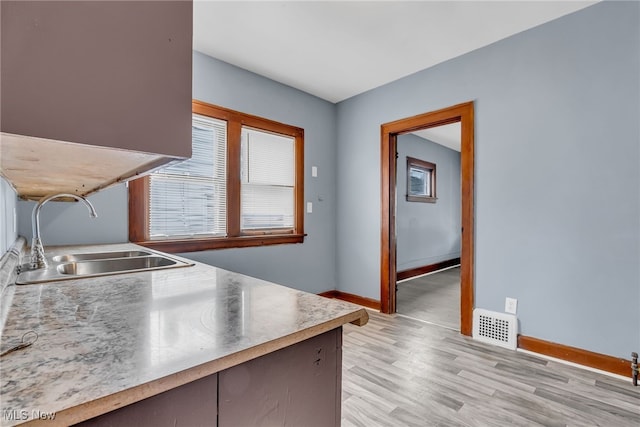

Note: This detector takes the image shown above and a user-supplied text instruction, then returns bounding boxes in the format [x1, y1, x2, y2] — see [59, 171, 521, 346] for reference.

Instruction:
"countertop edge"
[19, 308, 369, 427]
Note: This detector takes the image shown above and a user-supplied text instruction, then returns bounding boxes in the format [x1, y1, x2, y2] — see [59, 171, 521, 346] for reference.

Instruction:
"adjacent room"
[395, 126, 462, 330]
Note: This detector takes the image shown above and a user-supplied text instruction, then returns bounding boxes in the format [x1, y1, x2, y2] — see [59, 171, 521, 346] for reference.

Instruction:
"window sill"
[132, 234, 306, 253]
[406, 195, 437, 203]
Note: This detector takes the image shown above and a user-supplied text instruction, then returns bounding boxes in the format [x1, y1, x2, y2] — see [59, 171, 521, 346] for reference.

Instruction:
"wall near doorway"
[335, 2, 638, 360]
[396, 134, 461, 273]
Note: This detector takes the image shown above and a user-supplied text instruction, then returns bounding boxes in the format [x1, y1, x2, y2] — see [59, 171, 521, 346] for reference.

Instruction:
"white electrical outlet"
[306, 202, 313, 213]
[505, 297, 518, 314]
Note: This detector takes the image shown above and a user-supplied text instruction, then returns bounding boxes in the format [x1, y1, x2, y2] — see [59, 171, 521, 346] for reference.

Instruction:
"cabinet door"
[1, 0, 192, 158]
[76, 373, 217, 427]
[219, 328, 343, 427]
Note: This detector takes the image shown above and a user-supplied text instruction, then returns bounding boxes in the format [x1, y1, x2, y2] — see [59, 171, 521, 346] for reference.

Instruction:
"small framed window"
[406, 156, 436, 203]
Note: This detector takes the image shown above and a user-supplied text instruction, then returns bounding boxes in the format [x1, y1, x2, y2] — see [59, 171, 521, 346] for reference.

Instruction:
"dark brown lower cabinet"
[219, 327, 342, 427]
[77, 373, 218, 427]
[79, 327, 342, 427]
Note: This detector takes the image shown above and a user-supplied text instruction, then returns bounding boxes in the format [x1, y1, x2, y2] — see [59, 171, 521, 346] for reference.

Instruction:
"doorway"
[380, 101, 474, 336]
[394, 126, 462, 330]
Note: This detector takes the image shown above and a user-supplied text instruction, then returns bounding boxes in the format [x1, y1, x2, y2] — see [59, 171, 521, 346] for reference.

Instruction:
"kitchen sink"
[57, 256, 177, 276]
[52, 250, 152, 263]
[16, 249, 193, 285]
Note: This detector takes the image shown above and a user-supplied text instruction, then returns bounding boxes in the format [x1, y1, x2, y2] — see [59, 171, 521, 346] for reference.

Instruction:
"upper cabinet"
[0, 0, 192, 200]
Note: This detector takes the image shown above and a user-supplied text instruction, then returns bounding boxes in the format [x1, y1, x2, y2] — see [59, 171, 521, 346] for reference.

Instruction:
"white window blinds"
[240, 127, 295, 230]
[149, 114, 227, 239]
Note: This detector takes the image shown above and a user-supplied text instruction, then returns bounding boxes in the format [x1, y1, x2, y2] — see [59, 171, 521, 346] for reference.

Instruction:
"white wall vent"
[473, 309, 517, 350]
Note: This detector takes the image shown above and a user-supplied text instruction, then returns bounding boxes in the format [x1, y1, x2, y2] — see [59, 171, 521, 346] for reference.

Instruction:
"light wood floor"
[396, 267, 460, 330]
[341, 311, 640, 427]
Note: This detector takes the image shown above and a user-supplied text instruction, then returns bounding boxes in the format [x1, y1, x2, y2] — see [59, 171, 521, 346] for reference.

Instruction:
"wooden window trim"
[406, 156, 437, 203]
[129, 100, 305, 253]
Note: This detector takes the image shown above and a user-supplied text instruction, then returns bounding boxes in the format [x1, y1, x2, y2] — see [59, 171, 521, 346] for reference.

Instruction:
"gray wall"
[396, 134, 461, 272]
[0, 177, 17, 256]
[17, 52, 339, 295]
[335, 1, 639, 358]
[184, 52, 338, 293]
[17, 184, 128, 246]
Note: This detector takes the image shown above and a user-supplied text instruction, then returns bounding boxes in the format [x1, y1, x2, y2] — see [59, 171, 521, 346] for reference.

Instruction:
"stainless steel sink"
[52, 250, 152, 263]
[57, 256, 177, 276]
[16, 249, 193, 285]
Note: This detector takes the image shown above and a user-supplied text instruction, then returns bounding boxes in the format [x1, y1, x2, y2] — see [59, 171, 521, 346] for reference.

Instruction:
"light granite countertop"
[0, 243, 368, 426]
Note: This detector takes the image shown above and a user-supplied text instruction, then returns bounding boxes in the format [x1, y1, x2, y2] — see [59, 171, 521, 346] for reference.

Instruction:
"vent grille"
[473, 309, 517, 350]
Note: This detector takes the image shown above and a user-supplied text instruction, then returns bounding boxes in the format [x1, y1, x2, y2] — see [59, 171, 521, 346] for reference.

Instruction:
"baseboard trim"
[397, 257, 461, 281]
[518, 335, 631, 378]
[318, 290, 381, 310]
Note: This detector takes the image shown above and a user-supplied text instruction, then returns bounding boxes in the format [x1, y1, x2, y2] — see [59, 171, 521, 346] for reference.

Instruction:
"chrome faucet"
[30, 193, 98, 270]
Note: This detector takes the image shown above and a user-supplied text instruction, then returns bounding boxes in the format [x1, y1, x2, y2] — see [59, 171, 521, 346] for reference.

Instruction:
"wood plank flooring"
[396, 267, 460, 330]
[341, 311, 640, 427]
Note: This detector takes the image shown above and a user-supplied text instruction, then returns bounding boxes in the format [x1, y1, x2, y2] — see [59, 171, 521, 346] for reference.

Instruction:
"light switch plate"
[505, 297, 518, 314]
[312, 166, 318, 177]
[306, 202, 313, 213]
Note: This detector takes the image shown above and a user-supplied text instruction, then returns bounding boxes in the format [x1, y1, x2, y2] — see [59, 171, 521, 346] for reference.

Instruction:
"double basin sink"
[16, 249, 194, 285]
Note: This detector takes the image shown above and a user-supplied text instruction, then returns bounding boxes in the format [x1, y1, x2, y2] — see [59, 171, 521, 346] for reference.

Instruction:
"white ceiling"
[193, 1, 597, 103]
[413, 123, 461, 152]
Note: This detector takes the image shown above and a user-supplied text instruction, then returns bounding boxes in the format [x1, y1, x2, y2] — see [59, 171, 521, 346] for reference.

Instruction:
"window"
[406, 156, 436, 203]
[129, 100, 305, 252]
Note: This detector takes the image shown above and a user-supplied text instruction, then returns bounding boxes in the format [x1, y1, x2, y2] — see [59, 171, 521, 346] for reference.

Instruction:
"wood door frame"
[380, 101, 475, 336]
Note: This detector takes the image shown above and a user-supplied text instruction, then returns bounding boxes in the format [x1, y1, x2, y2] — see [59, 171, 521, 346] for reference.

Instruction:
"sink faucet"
[30, 193, 98, 270]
